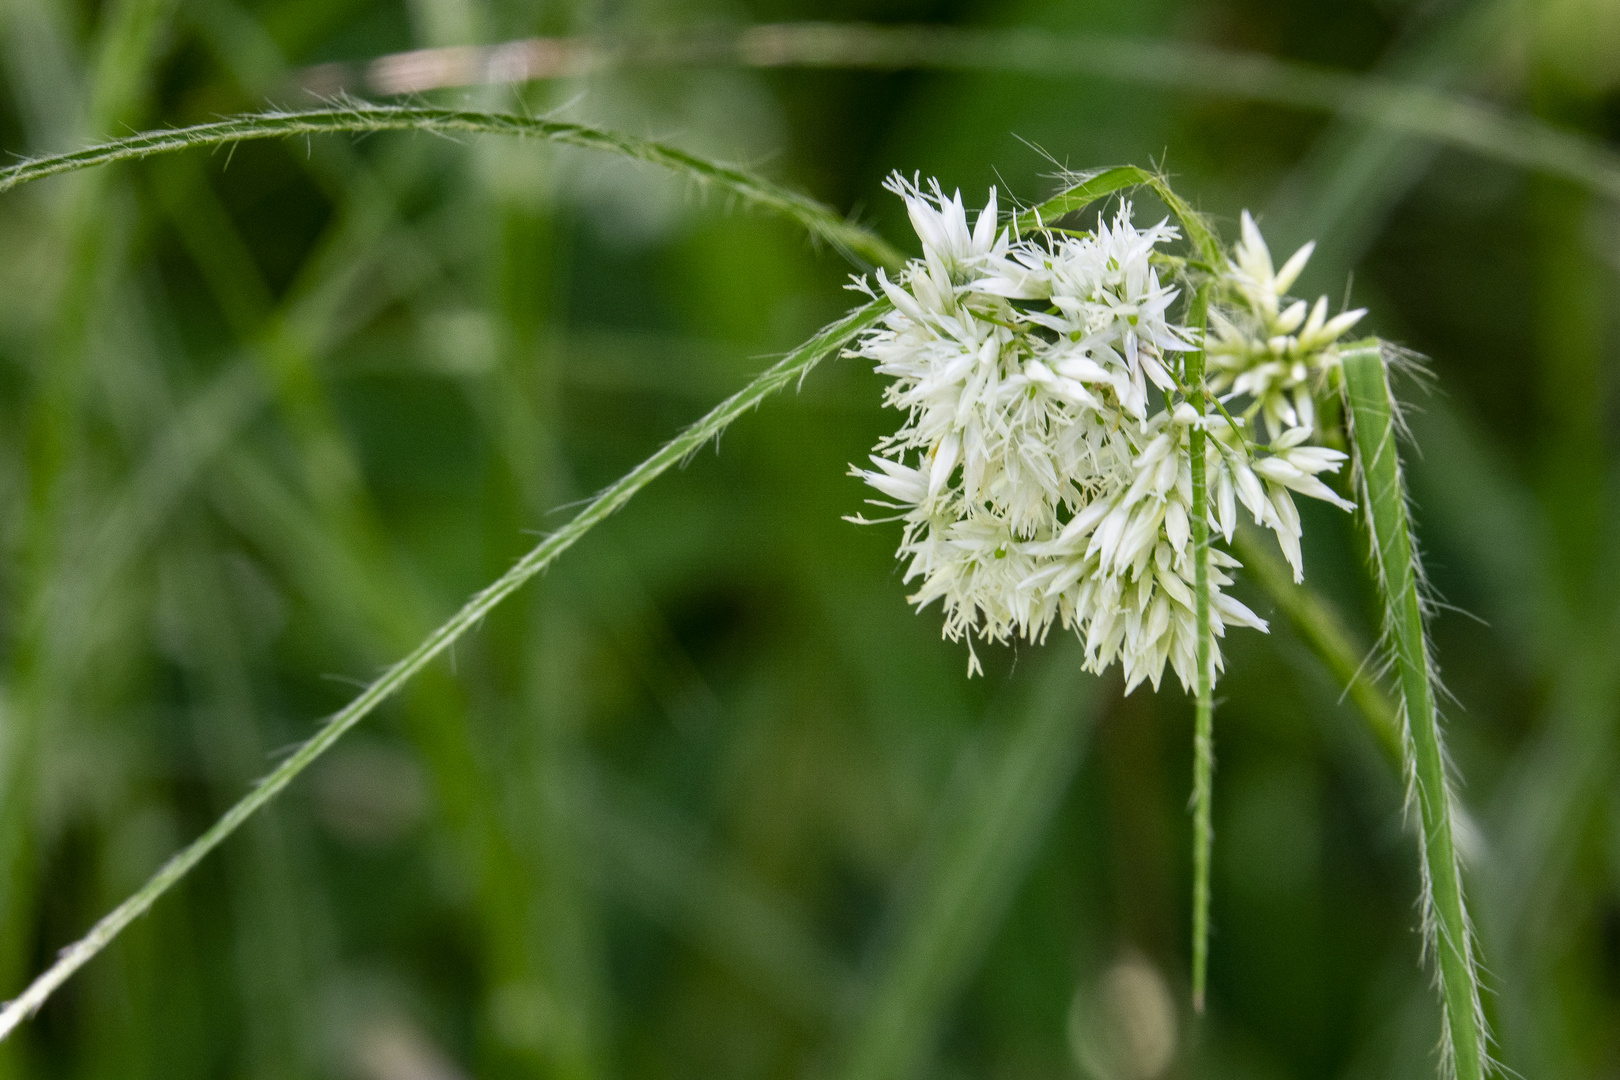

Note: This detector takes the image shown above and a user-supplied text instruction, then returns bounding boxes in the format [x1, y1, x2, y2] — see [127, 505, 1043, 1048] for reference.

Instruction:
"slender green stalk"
[575, 761, 858, 1024]
[1230, 528, 1404, 764]
[84, 0, 181, 132]
[1183, 281, 1215, 1014]
[0, 104, 904, 270]
[0, 300, 887, 1042]
[0, 0, 184, 1062]
[839, 645, 1097, 1080]
[319, 23, 1620, 206]
[1024, 168, 1223, 1011]
[1341, 340, 1487, 1080]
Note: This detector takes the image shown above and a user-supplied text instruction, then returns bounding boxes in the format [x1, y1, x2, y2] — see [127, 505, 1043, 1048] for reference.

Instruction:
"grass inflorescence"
[0, 21, 1563, 1075]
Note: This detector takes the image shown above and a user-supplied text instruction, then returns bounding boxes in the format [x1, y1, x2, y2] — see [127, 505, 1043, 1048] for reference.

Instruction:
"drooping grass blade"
[1341, 339, 1487, 1080]
[837, 645, 1098, 1080]
[0, 104, 903, 271]
[301, 24, 1620, 206]
[0, 300, 888, 1041]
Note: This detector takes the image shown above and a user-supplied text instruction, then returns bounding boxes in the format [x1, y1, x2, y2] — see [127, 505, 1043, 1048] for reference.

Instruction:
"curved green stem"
[1016, 165, 1220, 264]
[0, 300, 887, 1042]
[314, 25, 1620, 206]
[0, 104, 904, 270]
[1342, 340, 1487, 1080]
[378, 23, 1620, 205]
[1230, 528, 1403, 764]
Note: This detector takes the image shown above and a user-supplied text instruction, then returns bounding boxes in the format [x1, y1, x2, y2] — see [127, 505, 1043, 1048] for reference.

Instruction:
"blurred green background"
[1, 0, 1618, 1077]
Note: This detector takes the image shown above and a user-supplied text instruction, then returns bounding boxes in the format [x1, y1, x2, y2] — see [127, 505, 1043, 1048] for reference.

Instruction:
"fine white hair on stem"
[0, 104, 905, 272]
[1341, 340, 1491, 1080]
[0, 301, 887, 1042]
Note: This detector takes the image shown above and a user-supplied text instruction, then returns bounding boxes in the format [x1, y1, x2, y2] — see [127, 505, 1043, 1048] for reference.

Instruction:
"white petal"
[973, 187, 999, 251]
[1213, 591, 1269, 632]
[929, 432, 961, 498]
[1274, 240, 1315, 294]
[1165, 499, 1190, 553]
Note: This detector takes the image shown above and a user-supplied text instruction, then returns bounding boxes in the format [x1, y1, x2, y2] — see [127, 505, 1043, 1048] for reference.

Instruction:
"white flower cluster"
[1208, 211, 1367, 435]
[850, 175, 1364, 689]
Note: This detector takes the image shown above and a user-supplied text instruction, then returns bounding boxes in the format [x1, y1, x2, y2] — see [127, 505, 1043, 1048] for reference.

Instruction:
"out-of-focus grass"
[0, 0, 1617, 1078]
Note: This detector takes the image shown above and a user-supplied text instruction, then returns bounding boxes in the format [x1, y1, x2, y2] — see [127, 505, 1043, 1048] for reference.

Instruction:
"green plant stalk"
[326, 23, 1620, 206]
[1341, 341, 1486, 1080]
[0, 300, 887, 1042]
[1017, 165, 1221, 264]
[0, 104, 904, 270]
[1230, 528, 1403, 763]
[1025, 168, 1223, 1010]
[1184, 281, 1215, 1014]
[0, 0, 184, 1059]
[839, 644, 1097, 1080]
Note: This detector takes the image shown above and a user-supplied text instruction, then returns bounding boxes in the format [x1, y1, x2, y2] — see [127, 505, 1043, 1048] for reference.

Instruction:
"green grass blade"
[327, 24, 1620, 206]
[0, 0, 182, 1038]
[0, 299, 888, 1041]
[574, 760, 857, 1024]
[1341, 340, 1487, 1080]
[732, 24, 1620, 204]
[1232, 528, 1495, 881]
[1258, 0, 1514, 271]
[84, 0, 181, 132]
[0, 104, 904, 270]
[1015, 165, 1157, 232]
[837, 644, 1097, 1080]
[1230, 528, 1404, 764]
[1017, 165, 1220, 265]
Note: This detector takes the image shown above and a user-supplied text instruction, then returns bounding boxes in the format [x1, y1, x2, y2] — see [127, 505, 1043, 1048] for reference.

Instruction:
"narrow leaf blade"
[1342, 339, 1488, 1080]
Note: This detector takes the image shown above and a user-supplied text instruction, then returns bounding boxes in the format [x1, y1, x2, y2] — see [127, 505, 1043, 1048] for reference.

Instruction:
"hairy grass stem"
[300, 23, 1620, 207]
[1230, 528, 1402, 762]
[0, 301, 886, 1040]
[0, 103, 1486, 1072]
[1342, 340, 1487, 1080]
[1023, 167, 1223, 1010]
[1017, 164, 1220, 264]
[1184, 281, 1215, 1014]
[0, 103, 904, 270]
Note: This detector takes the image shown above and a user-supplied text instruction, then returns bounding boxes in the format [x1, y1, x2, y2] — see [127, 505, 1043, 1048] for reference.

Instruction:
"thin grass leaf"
[727, 23, 1620, 206]
[837, 645, 1097, 1080]
[1341, 339, 1487, 1080]
[1230, 527, 1403, 763]
[1016, 165, 1220, 265]
[0, 0, 189, 1028]
[84, 0, 181, 132]
[1014, 166, 1155, 231]
[162, 535, 319, 1076]
[319, 24, 1620, 206]
[573, 760, 857, 1024]
[1257, 0, 1515, 271]
[0, 104, 904, 270]
[0, 299, 888, 1040]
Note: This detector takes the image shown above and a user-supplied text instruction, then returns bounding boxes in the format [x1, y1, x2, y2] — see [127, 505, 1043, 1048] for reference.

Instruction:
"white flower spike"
[849, 176, 1359, 688]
